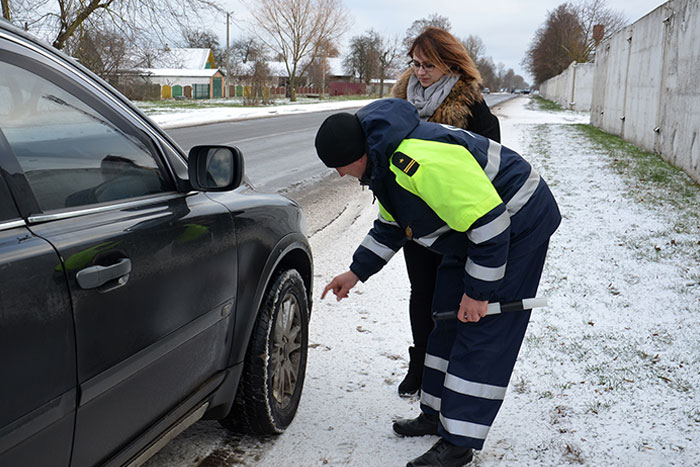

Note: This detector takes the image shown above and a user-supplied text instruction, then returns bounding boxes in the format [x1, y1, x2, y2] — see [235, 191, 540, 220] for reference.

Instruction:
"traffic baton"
[432, 297, 548, 321]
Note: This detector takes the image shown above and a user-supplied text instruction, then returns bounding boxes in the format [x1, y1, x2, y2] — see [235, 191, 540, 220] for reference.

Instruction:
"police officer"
[317, 98, 560, 467]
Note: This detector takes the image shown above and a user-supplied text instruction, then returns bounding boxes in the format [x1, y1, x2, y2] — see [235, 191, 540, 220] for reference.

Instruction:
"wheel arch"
[228, 232, 313, 367]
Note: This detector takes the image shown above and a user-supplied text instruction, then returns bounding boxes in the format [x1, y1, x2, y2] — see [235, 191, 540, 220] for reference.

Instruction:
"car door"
[0, 37, 239, 466]
[0, 162, 76, 467]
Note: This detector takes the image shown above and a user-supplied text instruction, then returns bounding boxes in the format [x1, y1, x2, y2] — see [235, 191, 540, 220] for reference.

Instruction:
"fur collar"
[391, 68, 483, 129]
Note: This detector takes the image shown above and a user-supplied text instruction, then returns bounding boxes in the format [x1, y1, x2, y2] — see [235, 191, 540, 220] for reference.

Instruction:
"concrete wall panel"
[658, 0, 700, 176]
[540, 61, 594, 112]
[622, 6, 666, 150]
[590, 0, 700, 182]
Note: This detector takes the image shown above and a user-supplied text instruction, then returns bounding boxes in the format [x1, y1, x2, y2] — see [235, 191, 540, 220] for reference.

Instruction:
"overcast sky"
[215, 0, 667, 85]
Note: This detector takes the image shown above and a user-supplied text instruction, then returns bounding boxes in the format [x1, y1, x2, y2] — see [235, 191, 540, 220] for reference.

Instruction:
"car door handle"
[76, 258, 132, 289]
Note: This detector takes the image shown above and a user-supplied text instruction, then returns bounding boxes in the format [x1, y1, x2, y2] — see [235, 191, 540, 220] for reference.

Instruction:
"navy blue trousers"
[420, 241, 549, 450]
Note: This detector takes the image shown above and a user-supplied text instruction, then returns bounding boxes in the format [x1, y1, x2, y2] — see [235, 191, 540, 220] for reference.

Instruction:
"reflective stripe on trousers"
[420, 242, 549, 449]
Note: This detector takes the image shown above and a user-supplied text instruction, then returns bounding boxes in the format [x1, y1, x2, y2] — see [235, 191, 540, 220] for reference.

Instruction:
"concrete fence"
[591, 0, 700, 182]
[539, 61, 594, 112]
[539, 0, 700, 183]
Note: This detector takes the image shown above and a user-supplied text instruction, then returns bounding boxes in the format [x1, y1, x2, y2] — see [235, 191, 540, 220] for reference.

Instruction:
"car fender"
[228, 231, 312, 366]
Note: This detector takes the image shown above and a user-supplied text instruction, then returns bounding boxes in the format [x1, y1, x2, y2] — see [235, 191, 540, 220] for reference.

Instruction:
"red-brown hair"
[409, 27, 482, 85]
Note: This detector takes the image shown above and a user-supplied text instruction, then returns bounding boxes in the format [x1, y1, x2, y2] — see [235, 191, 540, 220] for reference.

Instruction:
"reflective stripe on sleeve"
[484, 140, 502, 181]
[466, 258, 506, 282]
[424, 354, 449, 373]
[507, 166, 540, 215]
[420, 391, 441, 411]
[360, 234, 395, 262]
[414, 224, 451, 248]
[444, 373, 507, 400]
[439, 414, 491, 440]
[467, 210, 510, 244]
[377, 213, 399, 227]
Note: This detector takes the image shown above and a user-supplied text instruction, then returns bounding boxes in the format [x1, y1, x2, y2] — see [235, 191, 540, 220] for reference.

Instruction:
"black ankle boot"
[393, 412, 439, 437]
[406, 438, 473, 467]
[398, 346, 425, 396]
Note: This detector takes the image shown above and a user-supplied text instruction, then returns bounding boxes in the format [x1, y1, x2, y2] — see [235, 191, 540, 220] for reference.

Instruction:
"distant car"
[482, 87, 490, 94]
[0, 20, 313, 466]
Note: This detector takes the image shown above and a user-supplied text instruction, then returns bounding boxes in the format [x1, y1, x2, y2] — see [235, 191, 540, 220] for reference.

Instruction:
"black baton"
[432, 297, 548, 321]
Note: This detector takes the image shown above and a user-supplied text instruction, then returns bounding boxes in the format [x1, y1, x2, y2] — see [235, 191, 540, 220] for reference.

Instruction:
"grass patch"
[574, 124, 700, 237]
[532, 95, 566, 112]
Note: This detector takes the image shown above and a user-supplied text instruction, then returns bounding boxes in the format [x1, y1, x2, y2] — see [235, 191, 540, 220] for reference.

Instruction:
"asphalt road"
[165, 94, 514, 195]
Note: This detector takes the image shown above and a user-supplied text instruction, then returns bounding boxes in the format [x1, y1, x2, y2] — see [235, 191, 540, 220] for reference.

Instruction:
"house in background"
[325, 57, 365, 96]
[124, 47, 225, 99]
[143, 67, 225, 99]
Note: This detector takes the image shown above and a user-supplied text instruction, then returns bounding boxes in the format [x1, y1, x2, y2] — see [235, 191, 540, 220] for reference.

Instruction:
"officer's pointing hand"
[458, 293, 488, 323]
[322, 270, 359, 301]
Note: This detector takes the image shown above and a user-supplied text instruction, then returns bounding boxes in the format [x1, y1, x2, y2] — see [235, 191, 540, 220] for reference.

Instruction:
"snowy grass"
[135, 95, 374, 116]
[531, 96, 567, 112]
[490, 99, 700, 465]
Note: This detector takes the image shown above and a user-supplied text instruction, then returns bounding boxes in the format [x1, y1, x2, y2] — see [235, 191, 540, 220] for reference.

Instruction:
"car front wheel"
[220, 269, 309, 434]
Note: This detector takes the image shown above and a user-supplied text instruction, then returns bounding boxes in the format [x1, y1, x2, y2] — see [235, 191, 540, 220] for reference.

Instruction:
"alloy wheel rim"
[270, 292, 302, 408]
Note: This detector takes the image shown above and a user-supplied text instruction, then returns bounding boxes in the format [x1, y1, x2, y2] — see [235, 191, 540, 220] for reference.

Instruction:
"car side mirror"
[188, 145, 244, 191]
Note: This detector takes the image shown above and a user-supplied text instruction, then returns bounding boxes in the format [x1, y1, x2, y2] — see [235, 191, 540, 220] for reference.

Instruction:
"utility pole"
[226, 11, 232, 98]
[321, 54, 325, 100]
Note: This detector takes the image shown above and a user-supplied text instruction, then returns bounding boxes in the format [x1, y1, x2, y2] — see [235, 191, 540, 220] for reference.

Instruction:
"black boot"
[398, 346, 425, 397]
[393, 412, 439, 437]
[406, 439, 474, 467]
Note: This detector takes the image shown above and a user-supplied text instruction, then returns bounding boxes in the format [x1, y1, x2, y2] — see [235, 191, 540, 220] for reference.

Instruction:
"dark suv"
[0, 20, 313, 467]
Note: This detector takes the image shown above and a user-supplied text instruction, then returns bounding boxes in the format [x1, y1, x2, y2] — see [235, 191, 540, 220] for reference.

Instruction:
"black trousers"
[403, 240, 443, 350]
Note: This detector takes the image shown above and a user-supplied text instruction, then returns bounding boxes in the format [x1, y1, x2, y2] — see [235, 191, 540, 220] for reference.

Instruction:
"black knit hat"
[315, 112, 365, 167]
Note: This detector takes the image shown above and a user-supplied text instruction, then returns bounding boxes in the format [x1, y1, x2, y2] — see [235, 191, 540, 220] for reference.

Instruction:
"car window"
[0, 60, 170, 212]
[0, 176, 19, 222]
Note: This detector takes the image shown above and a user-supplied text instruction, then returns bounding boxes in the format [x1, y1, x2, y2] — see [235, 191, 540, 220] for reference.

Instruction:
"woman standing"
[392, 27, 501, 397]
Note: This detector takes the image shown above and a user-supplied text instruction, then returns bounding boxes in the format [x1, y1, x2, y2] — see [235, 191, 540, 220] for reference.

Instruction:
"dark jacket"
[392, 69, 501, 142]
[348, 99, 560, 302]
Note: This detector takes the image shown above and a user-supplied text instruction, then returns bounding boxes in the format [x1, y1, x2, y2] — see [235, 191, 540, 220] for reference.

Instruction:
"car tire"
[220, 269, 309, 434]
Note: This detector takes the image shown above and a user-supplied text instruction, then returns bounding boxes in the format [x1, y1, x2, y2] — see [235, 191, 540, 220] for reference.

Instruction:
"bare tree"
[246, 0, 351, 101]
[65, 28, 128, 79]
[182, 28, 225, 65]
[523, 0, 626, 85]
[307, 39, 338, 95]
[575, 0, 627, 51]
[231, 36, 266, 65]
[244, 60, 272, 105]
[475, 56, 496, 91]
[344, 30, 380, 85]
[402, 13, 451, 50]
[4, 0, 222, 51]
[343, 30, 400, 96]
[523, 3, 586, 84]
[460, 34, 496, 91]
[461, 34, 485, 63]
[376, 34, 400, 97]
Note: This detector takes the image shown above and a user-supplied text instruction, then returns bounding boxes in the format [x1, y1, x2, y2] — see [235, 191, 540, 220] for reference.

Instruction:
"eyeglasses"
[409, 60, 435, 72]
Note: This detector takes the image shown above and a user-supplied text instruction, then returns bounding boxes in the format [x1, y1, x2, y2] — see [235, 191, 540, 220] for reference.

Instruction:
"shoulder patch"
[392, 151, 420, 176]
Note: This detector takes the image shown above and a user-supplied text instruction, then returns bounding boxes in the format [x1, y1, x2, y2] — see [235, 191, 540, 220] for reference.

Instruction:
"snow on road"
[146, 97, 700, 466]
[149, 99, 377, 129]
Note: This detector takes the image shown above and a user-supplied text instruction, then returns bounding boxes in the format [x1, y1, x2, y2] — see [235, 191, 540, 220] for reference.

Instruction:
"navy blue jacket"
[348, 98, 561, 301]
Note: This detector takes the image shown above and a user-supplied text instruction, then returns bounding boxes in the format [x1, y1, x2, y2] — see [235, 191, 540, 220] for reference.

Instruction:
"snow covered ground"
[145, 97, 700, 466]
[147, 98, 377, 129]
